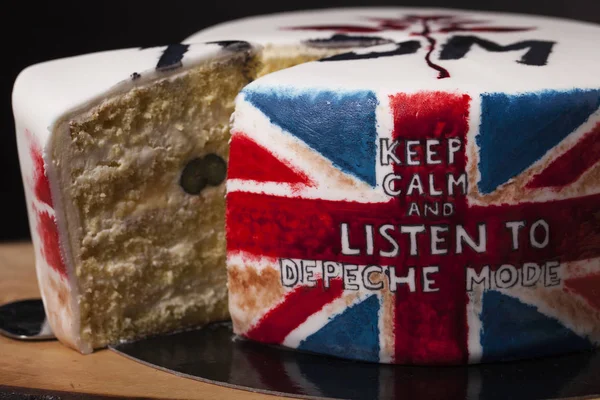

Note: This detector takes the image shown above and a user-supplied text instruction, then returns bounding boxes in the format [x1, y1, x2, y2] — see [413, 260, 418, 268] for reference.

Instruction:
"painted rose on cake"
[286, 14, 551, 78]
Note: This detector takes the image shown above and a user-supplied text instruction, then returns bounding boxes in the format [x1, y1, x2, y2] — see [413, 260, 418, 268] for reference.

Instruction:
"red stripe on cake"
[527, 122, 600, 189]
[564, 273, 600, 311]
[26, 130, 53, 207]
[227, 190, 600, 364]
[35, 207, 66, 277]
[226, 192, 600, 267]
[228, 133, 313, 186]
[388, 91, 470, 364]
[244, 278, 344, 344]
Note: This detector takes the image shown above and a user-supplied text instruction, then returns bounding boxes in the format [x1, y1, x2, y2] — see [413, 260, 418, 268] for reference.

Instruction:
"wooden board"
[0, 242, 281, 399]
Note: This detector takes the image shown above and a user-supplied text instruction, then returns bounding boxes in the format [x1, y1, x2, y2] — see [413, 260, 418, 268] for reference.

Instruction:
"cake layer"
[13, 42, 261, 353]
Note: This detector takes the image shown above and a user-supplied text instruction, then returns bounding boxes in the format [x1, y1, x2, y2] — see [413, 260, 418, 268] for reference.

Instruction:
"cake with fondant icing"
[13, 7, 600, 364]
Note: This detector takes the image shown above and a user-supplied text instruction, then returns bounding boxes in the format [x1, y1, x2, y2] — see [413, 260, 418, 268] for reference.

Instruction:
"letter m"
[439, 35, 555, 66]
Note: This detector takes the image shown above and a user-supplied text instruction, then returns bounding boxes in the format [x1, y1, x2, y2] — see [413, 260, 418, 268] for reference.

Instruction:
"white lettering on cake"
[406, 140, 421, 165]
[280, 259, 299, 287]
[505, 221, 526, 250]
[447, 173, 467, 195]
[431, 226, 449, 255]
[388, 266, 416, 292]
[429, 174, 443, 196]
[426, 139, 441, 165]
[522, 262, 541, 286]
[466, 266, 490, 291]
[422, 266, 440, 292]
[494, 264, 519, 289]
[530, 219, 550, 248]
[302, 260, 318, 287]
[380, 138, 401, 166]
[341, 223, 360, 255]
[448, 137, 462, 164]
[378, 137, 464, 166]
[456, 224, 487, 254]
[323, 261, 342, 288]
[379, 224, 399, 257]
[343, 264, 360, 290]
[545, 261, 560, 286]
[363, 265, 384, 290]
[401, 225, 426, 256]
[383, 173, 402, 196]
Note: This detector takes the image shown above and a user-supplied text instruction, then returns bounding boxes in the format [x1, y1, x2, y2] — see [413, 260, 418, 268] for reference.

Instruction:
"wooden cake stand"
[0, 242, 278, 399]
[3, 242, 600, 400]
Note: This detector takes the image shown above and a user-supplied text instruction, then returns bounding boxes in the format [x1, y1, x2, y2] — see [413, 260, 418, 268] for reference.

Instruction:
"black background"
[2, 0, 599, 241]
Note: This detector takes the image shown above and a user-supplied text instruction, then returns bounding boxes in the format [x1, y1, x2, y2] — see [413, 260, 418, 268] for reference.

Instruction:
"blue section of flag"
[243, 87, 379, 186]
[298, 294, 381, 362]
[478, 89, 600, 194]
[480, 290, 592, 362]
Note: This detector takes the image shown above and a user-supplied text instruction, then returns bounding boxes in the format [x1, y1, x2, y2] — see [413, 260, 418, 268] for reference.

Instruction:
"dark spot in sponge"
[180, 158, 207, 195]
[180, 154, 227, 195]
[202, 154, 227, 186]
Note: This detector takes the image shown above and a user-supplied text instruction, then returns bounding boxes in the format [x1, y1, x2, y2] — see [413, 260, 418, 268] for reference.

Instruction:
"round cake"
[12, 7, 600, 364]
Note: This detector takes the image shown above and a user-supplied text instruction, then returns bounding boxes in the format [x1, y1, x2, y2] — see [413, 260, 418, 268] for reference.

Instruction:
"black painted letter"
[439, 35, 555, 66]
[320, 40, 421, 62]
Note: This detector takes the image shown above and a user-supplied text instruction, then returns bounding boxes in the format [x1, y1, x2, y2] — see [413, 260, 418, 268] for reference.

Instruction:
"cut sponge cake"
[53, 51, 257, 350]
[13, 43, 261, 352]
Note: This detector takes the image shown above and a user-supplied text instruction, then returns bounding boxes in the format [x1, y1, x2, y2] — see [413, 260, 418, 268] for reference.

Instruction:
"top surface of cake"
[13, 42, 251, 143]
[186, 6, 599, 46]
[188, 7, 599, 92]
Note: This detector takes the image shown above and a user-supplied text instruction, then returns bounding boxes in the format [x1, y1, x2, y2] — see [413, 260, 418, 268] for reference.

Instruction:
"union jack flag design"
[226, 86, 600, 365]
